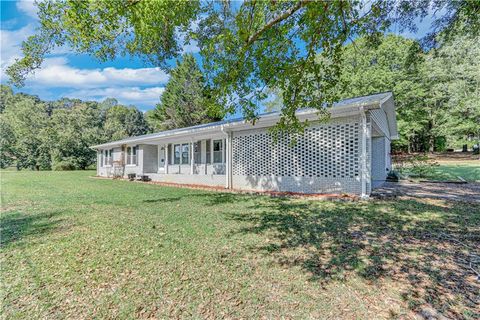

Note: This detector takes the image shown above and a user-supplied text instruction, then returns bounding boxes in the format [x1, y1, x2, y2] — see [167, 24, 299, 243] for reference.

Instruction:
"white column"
[157, 145, 161, 173]
[211, 139, 213, 162]
[165, 144, 169, 174]
[361, 111, 369, 199]
[225, 132, 232, 189]
[190, 141, 194, 175]
[229, 132, 233, 189]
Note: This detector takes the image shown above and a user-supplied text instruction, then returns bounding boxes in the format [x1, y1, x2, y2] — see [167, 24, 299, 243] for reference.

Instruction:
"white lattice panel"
[233, 121, 360, 179]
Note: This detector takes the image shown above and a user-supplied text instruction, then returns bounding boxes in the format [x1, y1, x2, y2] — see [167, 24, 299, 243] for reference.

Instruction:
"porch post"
[157, 145, 161, 173]
[165, 144, 169, 174]
[190, 141, 194, 175]
[225, 131, 233, 189]
[229, 132, 233, 189]
[361, 110, 369, 199]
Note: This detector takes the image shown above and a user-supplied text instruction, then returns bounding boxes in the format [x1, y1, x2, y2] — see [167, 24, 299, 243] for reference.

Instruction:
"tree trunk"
[429, 135, 435, 153]
[428, 119, 435, 153]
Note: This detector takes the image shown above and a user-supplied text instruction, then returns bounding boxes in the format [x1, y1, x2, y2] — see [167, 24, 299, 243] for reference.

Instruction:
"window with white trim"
[173, 143, 190, 164]
[213, 139, 223, 163]
[103, 149, 113, 166]
[126, 146, 138, 165]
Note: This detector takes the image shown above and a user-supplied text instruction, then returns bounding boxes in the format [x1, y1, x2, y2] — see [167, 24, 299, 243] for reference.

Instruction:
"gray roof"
[91, 92, 393, 148]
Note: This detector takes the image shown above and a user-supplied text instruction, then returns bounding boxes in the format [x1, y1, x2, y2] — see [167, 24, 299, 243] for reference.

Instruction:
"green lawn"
[1, 171, 479, 319]
[397, 161, 480, 182]
[433, 162, 480, 182]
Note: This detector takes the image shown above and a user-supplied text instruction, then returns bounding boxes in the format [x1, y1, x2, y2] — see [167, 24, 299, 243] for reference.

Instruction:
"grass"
[1, 171, 479, 319]
[397, 160, 480, 183]
[433, 162, 480, 182]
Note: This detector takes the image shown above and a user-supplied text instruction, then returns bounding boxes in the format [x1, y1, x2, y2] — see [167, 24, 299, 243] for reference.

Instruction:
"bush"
[52, 160, 76, 171]
[392, 153, 439, 178]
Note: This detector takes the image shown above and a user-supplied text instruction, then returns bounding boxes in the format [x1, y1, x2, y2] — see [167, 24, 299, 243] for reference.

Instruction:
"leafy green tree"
[149, 54, 221, 130]
[103, 104, 150, 141]
[335, 34, 432, 152]
[7, 0, 479, 133]
[0, 85, 15, 113]
[424, 31, 480, 150]
[0, 116, 16, 168]
[48, 102, 103, 170]
[3, 97, 50, 170]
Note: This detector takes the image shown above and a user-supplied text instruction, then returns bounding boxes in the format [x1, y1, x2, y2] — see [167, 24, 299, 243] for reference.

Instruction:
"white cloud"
[26, 57, 170, 88]
[0, 24, 35, 81]
[16, 0, 39, 19]
[66, 86, 165, 108]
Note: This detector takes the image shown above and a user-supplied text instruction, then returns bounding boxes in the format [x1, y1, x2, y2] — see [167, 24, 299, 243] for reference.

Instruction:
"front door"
[158, 145, 166, 173]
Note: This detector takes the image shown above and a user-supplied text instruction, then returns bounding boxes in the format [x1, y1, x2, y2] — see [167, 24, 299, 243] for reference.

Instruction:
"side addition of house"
[91, 92, 398, 197]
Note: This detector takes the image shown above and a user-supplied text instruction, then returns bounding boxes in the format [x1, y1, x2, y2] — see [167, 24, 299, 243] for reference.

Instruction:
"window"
[194, 141, 201, 164]
[173, 144, 181, 164]
[103, 149, 113, 166]
[181, 143, 190, 164]
[213, 139, 223, 163]
[173, 143, 190, 164]
[206, 139, 211, 164]
[126, 146, 137, 165]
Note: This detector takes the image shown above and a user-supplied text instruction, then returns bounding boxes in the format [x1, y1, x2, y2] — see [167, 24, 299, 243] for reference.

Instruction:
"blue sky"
[1, 0, 434, 111]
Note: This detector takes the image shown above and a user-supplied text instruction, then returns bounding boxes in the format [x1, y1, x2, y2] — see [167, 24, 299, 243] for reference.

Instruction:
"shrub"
[52, 159, 76, 171]
[392, 153, 439, 178]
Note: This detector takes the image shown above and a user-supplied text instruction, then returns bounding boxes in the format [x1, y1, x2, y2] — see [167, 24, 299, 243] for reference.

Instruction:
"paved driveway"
[373, 181, 480, 203]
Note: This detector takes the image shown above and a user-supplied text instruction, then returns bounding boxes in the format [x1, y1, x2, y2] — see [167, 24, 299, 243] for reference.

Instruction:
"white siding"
[370, 109, 390, 137]
[371, 136, 388, 189]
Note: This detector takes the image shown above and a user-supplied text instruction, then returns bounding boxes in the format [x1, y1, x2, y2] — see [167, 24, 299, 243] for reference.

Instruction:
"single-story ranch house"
[92, 92, 398, 197]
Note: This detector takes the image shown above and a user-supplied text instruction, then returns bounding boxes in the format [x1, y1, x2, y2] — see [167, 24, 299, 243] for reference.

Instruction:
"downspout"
[360, 108, 368, 199]
[221, 126, 232, 189]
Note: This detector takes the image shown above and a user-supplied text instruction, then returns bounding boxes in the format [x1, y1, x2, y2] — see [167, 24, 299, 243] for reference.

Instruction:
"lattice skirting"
[231, 116, 363, 194]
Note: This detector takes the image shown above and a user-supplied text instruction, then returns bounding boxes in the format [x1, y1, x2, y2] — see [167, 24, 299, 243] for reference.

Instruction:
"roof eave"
[90, 93, 393, 149]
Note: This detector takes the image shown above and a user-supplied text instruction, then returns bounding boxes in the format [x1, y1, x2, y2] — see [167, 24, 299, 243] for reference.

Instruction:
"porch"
[139, 134, 231, 188]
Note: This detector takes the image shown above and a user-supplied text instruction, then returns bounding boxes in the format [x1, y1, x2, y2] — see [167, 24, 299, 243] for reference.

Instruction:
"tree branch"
[245, 0, 308, 46]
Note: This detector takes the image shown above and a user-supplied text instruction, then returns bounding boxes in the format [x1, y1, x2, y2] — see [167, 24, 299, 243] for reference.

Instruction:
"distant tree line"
[0, 88, 150, 170]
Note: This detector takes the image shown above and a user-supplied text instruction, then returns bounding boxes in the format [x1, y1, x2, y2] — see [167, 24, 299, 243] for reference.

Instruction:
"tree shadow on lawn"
[0, 210, 64, 248]
[225, 198, 480, 319]
[143, 192, 255, 206]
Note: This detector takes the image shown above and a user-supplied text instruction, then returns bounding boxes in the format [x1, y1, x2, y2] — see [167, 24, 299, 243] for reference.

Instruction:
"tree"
[48, 102, 103, 170]
[424, 31, 480, 150]
[103, 104, 150, 141]
[335, 34, 433, 152]
[0, 116, 16, 168]
[149, 54, 221, 130]
[3, 97, 50, 170]
[7, 0, 479, 134]
[0, 85, 15, 113]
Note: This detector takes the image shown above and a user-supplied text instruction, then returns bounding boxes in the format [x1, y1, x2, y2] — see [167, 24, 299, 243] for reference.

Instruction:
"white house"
[91, 92, 398, 197]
